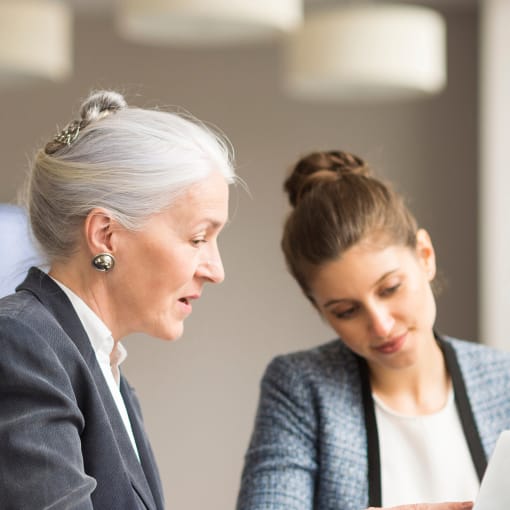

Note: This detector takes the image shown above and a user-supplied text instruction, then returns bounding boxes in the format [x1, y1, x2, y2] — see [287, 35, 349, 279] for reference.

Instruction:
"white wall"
[479, 0, 510, 349]
[0, 7, 479, 509]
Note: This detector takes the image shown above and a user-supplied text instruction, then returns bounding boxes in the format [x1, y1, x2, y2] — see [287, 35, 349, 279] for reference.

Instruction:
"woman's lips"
[373, 333, 407, 355]
[178, 298, 192, 314]
[177, 294, 200, 315]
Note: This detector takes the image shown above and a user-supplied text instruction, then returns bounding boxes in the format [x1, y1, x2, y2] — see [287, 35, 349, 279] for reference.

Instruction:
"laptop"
[473, 430, 510, 510]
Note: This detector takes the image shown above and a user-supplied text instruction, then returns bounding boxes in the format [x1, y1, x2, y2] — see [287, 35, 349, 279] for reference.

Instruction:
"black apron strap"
[356, 334, 486, 508]
[437, 334, 487, 481]
[358, 356, 382, 507]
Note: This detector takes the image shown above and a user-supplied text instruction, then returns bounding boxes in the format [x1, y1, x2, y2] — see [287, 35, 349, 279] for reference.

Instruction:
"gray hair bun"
[79, 90, 128, 124]
[45, 90, 127, 155]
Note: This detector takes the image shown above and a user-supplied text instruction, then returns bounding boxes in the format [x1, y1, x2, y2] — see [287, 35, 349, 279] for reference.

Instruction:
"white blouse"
[374, 389, 479, 507]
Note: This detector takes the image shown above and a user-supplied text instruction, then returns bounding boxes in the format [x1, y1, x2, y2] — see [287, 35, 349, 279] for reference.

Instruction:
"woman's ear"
[84, 208, 115, 256]
[415, 228, 436, 281]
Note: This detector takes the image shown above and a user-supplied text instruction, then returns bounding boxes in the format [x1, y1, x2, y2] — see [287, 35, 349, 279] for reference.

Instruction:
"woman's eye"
[191, 238, 206, 246]
[333, 307, 358, 319]
[380, 283, 401, 297]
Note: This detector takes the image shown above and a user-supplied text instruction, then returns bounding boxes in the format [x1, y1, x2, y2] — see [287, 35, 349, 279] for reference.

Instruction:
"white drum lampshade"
[284, 4, 446, 101]
[0, 0, 72, 84]
[116, 0, 303, 45]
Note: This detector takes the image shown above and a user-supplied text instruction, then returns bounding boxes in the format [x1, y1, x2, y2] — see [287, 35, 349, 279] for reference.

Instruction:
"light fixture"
[284, 3, 446, 101]
[0, 0, 72, 84]
[116, 0, 303, 46]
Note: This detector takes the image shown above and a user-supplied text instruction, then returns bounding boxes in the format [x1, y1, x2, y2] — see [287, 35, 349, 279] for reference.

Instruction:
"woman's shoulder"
[0, 286, 55, 320]
[263, 339, 358, 388]
[0, 289, 70, 354]
[445, 334, 510, 356]
[444, 335, 510, 372]
[0, 290, 42, 322]
[269, 338, 353, 366]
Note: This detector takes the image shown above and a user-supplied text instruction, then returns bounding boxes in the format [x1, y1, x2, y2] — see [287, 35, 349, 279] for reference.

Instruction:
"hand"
[367, 502, 473, 510]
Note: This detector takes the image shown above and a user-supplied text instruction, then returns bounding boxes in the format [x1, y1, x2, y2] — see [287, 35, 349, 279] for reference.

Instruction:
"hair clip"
[53, 120, 83, 146]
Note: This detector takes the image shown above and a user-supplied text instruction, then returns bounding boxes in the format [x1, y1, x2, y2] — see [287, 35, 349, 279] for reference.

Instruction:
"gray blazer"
[236, 336, 510, 510]
[0, 268, 165, 509]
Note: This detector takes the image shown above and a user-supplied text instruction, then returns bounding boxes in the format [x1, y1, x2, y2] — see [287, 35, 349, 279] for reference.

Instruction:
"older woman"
[0, 90, 236, 509]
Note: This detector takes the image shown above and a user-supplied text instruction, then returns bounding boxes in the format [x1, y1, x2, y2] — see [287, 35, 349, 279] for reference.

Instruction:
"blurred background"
[1, 0, 509, 508]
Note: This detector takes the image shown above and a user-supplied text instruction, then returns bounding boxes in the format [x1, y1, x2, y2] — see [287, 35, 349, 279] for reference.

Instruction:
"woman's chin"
[139, 317, 184, 341]
[158, 324, 184, 342]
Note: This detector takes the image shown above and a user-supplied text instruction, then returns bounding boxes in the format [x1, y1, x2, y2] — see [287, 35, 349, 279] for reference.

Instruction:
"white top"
[374, 389, 479, 507]
[51, 277, 140, 461]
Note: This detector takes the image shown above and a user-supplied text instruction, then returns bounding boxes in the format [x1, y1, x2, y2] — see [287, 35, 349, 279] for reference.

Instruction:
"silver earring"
[92, 253, 115, 272]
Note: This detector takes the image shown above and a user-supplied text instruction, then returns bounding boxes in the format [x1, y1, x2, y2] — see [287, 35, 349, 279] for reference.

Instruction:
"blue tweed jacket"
[236, 337, 510, 510]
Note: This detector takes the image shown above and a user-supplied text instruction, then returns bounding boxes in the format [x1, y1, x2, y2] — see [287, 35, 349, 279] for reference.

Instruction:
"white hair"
[26, 90, 236, 261]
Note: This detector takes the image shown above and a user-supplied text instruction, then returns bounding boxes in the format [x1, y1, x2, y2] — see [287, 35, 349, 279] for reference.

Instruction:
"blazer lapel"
[121, 378, 165, 510]
[17, 267, 158, 510]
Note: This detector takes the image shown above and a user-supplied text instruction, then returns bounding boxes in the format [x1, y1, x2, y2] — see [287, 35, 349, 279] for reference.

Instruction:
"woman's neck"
[369, 335, 450, 415]
[49, 258, 121, 341]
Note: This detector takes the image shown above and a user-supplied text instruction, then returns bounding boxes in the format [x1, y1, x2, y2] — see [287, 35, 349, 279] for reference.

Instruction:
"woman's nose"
[198, 248, 225, 284]
[368, 304, 395, 338]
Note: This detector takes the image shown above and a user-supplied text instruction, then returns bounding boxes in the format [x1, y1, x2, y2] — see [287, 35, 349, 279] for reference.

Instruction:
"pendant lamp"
[284, 3, 446, 101]
[116, 0, 303, 45]
[0, 0, 72, 84]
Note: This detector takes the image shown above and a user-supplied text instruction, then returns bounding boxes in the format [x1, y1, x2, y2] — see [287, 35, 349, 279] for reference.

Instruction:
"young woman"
[236, 150, 510, 510]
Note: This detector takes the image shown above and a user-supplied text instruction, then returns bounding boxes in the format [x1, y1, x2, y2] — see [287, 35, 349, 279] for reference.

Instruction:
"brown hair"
[281, 150, 418, 297]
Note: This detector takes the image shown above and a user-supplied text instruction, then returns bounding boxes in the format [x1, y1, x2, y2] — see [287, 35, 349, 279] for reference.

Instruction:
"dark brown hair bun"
[284, 150, 370, 208]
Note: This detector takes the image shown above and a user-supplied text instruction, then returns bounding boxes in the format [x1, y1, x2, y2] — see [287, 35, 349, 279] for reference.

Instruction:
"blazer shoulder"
[0, 291, 64, 341]
[262, 339, 360, 407]
[267, 338, 354, 375]
[445, 335, 510, 370]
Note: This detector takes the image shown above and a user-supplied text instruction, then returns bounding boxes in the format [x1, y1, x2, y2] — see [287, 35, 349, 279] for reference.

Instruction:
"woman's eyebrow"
[322, 268, 399, 309]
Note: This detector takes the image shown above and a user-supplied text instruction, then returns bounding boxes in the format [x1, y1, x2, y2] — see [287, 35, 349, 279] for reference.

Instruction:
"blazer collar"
[121, 379, 165, 510]
[17, 267, 97, 365]
[17, 267, 161, 510]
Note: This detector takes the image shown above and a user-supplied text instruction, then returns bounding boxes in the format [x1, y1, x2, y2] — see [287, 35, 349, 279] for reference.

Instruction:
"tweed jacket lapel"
[17, 267, 159, 510]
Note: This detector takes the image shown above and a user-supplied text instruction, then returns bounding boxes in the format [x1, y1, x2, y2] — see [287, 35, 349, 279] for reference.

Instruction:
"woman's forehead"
[310, 243, 413, 294]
